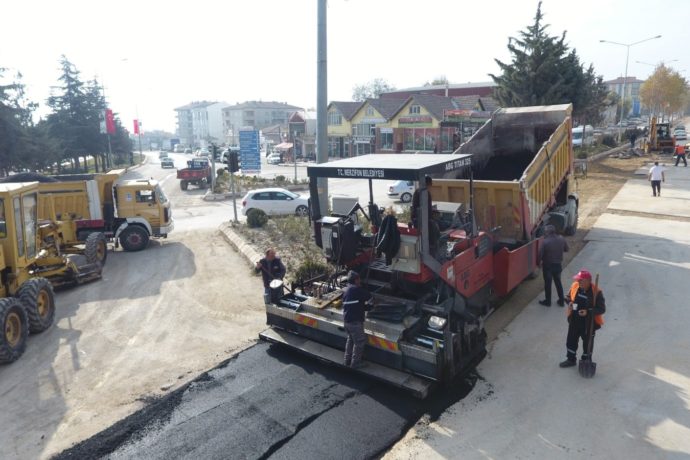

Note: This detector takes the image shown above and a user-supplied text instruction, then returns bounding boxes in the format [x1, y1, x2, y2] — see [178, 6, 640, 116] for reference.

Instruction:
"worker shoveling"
[578, 274, 601, 378]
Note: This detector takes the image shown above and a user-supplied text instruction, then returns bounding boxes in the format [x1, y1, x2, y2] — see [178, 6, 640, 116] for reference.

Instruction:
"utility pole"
[316, 0, 328, 214]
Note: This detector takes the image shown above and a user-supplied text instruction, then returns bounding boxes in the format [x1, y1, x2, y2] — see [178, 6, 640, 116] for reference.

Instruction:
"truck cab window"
[136, 190, 155, 203]
[0, 198, 6, 238]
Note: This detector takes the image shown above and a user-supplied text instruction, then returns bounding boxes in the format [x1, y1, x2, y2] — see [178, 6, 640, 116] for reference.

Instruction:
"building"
[604, 76, 645, 118]
[222, 101, 302, 145]
[380, 81, 497, 100]
[326, 101, 364, 158]
[287, 111, 317, 160]
[348, 98, 408, 156]
[206, 102, 230, 144]
[174, 101, 228, 148]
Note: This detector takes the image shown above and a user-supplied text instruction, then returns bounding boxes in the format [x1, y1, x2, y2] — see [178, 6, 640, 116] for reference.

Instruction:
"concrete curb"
[219, 222, 262, 267]
[203, 191, 236, 201]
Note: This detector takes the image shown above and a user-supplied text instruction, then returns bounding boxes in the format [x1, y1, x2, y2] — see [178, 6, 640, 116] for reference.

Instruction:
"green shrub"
[576, 151, 588, 159]
[601, 135, 617, 147]
[247, 208, 268, 228]
[275, 175, 286, 184]
[294, 256, 328, 282]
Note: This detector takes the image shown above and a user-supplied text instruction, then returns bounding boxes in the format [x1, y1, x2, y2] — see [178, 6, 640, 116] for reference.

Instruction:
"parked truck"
[259, 104, 577, 398]
[177, 158, 213, 190]
[1, 182, 105, 363]
[2, 170, 174, 253]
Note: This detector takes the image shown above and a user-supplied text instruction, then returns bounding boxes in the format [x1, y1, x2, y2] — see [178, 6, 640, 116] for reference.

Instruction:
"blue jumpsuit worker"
[255, 248, 286, 304]
[342, 271, 373, 369]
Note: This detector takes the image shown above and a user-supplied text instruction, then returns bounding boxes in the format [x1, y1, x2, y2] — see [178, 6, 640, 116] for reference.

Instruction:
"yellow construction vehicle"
[1, 182, 103, 364]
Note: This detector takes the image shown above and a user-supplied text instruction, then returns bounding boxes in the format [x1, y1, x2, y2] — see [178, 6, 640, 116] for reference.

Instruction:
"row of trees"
[0, 56, 132, 176]
[640, 64, 689, 120]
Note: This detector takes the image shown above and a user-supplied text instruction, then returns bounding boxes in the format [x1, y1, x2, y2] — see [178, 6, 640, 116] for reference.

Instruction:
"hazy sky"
[2, 0, 689, 133]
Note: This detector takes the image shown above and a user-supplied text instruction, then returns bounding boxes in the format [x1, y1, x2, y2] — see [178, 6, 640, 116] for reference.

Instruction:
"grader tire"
[0, 297, 29, 363]
[17, 277, 55, 333]
[85, 232, 108, 266]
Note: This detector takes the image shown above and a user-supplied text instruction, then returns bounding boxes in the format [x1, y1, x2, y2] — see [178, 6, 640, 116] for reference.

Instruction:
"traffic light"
[228, 151, 239, 172]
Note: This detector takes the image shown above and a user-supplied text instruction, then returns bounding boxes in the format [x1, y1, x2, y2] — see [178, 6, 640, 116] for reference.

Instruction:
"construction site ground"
[3, 144, 683, 460]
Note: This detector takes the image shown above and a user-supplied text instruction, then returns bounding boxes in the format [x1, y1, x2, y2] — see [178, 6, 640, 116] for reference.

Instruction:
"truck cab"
[114, 179, 173, 239]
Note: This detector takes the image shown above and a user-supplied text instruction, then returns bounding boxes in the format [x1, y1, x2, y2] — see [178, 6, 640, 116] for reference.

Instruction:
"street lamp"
[600, 35, 661, 131]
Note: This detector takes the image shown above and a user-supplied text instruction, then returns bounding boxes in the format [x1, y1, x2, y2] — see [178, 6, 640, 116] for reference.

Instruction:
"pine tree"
[490, 2, 612, 124]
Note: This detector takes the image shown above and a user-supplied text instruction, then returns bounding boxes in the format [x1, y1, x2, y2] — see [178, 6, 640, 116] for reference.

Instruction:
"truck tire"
[0, 297, 29, 363]
[119, 226, 150, 252]
[200, 178, 208, 189]
[16, 277, 55, 333]
[180, 180, 188, 191]
[400, 192, 412, 203]
[564, 198, 578, 236]
[85, 232, 108, 266]
[295, 205, 309, 217]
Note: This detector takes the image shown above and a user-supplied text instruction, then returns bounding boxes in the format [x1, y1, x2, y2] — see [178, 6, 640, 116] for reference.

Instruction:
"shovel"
[578, 274, 599, 378]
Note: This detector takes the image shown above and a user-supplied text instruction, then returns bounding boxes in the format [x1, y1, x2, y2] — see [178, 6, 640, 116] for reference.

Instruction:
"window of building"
[366, 106, 375, 116]
[328, 111, 342, 125]
[352, 124, 374, 137]
[380, 132, 394, 150]
[409, 105, 421, 114]
[403, 128, 438, 152]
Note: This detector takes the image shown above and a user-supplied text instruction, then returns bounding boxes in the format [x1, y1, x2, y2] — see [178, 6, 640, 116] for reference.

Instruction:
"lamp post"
[600, 35, 662, 134]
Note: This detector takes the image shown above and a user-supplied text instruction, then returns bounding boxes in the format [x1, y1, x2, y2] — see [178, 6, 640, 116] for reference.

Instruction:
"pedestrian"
[674, 143, 687, 167]
[560, 269, 606, 368]
[647, 161, 665, 197]
[255, 248, 286, 304]
[342, 270, 373, 369]
[538, 224, 569, 307]
[629, 128, 638, 149]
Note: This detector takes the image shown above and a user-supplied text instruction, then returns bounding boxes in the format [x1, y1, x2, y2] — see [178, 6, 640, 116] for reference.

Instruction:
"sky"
[2, 0, 689, 133]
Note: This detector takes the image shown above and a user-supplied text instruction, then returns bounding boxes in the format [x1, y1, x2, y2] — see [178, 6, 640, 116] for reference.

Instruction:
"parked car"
[158, 151, 169, 159]
[183, 148, 192, 154]
[387, 180, 415, 203]
[267, 153, 282, 165]
[241, 188, 309, 217]
[221, 146, 240, 162]
[160, 157, 175, 169]
[675, 129, 687, 141]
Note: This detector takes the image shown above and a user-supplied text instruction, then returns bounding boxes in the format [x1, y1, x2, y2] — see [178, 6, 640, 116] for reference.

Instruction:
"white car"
[241, 188, 310, 217]
[387, 180, 415, 203]
[674, 129, 687, 141]
[267, 153, 282, 165]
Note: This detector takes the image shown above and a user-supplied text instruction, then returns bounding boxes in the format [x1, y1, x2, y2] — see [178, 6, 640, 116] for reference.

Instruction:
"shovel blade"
[578, 359, 597, 378]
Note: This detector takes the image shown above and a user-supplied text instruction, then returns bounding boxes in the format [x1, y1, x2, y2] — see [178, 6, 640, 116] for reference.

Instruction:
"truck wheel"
[0, 297, 29, 363]
[16, 277, 55, 333]
[400, 192, 412, 203]
[119, 226, 150, 252]
[295, 205, 309, 217]
[180, 180, 188, 191]
[85, 232, 108, 266]
[200, 179, 208, 189]
[564, 198, 578, 236]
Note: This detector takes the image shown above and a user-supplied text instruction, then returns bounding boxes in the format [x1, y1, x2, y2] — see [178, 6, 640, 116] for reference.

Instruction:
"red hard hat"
[573, 269, 592, 281]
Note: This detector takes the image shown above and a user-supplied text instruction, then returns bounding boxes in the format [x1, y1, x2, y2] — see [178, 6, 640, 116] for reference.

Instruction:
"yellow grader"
[0, 182, 103, 364]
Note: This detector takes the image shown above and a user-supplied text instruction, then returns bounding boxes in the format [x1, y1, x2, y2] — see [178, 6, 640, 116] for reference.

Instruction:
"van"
[572, 125, 594, 148]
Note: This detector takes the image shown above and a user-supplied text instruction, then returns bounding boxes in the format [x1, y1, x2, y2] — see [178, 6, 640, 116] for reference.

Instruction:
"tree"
[640, 64, 689, 119]
[352, 78, 395, 101]
[424, 75, 449, 87]
[490, 2, 613, 123]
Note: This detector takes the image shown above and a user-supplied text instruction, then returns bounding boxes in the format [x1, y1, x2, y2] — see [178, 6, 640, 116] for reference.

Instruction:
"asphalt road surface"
[55, 342, 477, 460]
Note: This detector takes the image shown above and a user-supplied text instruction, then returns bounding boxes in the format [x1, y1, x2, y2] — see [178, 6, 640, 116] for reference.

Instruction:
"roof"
[307, 153, 472, 181]
[223, 101, 303, 110]
[329, 101, 364, 120]
[387, 81, 497, 94]
[452, 95, 483, 111]
[480, 96, 500, 112]
[367, 98, 408, 120]
[174, 101, 217, 111]
[410, 95, 458, 120]
[604, 77, 645, 84]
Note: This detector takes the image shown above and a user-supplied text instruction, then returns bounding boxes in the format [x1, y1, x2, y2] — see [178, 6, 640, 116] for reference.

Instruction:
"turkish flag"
[105, 109, 116, 134]
[133, 119, 139, 134]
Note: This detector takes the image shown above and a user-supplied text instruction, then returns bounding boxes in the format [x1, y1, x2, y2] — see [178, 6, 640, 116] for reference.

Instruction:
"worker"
[538, 224, 569, 307]
[255, 248, 286, 305]
[411, 176, 433, 229]
[675, 143, 687, 167]
[342, 270, 373, 369]
[560, 269, 606, 368]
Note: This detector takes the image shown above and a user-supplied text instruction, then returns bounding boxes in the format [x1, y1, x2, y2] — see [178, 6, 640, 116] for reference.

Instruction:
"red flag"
[105, 109, 116, 134]
[133, 119, 139, 134]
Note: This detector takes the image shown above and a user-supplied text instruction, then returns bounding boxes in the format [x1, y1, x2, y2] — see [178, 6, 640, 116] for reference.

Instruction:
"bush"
[275, 175, 286, 184]
[293, 256, 328, 282]
[601, 135, 617, 148]
[246, 208, 268, 228]
[576, 151, 588, 159]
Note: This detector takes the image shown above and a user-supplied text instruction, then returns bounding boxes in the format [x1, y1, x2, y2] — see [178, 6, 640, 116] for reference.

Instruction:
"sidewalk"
[385, 159, 690, 458]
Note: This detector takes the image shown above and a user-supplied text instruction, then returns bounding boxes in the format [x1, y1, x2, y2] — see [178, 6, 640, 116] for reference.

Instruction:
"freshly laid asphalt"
[54, 342, 477, 460]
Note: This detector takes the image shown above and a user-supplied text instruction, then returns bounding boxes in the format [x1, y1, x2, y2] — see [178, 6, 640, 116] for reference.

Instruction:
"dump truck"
[2, 171, 174, 253]
[1, 182, 104, 363]
[177, 158, 212, 190]
[259, 104, 577, 398]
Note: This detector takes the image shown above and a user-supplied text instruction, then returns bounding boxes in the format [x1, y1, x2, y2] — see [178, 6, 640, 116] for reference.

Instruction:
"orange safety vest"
[676, 144, 685, 155]
[567, 282, 604, 327]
